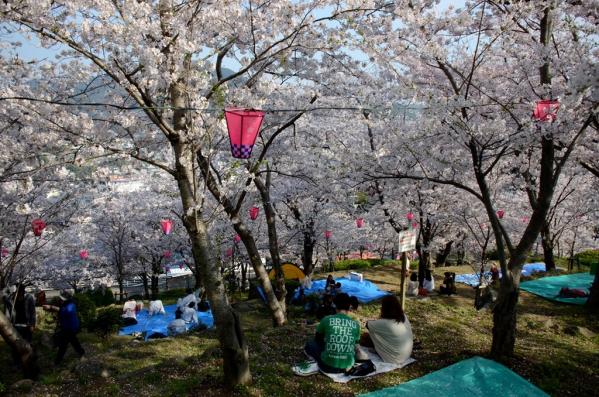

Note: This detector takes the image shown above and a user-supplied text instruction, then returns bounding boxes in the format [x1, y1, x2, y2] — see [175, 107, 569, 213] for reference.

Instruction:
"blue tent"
[360, 356, 548, 397]
[119, 303, 214, 340]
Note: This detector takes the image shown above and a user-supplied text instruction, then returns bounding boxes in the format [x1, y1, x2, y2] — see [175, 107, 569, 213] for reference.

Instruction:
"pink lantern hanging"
[224, 108, 265, 159]
[225, 248, 233, 257]
[234, 235, 241, 243]
[31, 219, 46, 237]
[497, 210, 505, 219]
[160, 219, 173, 235]
[522, 216, 529, 223]
[79, 250, 89, 260]
[533, 99, 560, 122]
[249, 206, 260, 220]
[412, 222, 418, 228]
[324, 230, 332, 239]
[356, 218, 364, 228]
[163, 250, 172, 258]
[1, 248, 8, 258]
[406, 212, 414, 221]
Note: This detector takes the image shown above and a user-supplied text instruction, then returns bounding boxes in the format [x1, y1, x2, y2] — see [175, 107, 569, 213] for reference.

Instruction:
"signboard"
[398, 230, 416, 253]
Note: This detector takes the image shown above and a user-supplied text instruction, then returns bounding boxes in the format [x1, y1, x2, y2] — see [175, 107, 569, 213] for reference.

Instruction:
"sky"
[1, 0, 467, 63]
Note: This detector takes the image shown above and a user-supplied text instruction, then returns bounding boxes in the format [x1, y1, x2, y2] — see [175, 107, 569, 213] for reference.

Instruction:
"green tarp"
[359, 356, 548, 397]
[520, 273, 594, 305]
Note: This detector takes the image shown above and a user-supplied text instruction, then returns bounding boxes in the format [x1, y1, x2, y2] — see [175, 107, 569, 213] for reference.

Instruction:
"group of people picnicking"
[294, 274, 414, 376]
[120, 288, 209, 338]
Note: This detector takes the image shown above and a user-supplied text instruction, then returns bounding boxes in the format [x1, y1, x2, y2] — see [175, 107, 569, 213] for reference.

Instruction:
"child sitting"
[439, 272, 457, 296]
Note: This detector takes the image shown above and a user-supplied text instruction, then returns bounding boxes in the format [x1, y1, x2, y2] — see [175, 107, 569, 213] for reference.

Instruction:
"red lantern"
[1, 248, 8, 258]
[160, 219, 173, 235]
[225, 248, 233, 257]
[533, 99, 559, 122]
[79, 250, 89, 260]
[412, 222, 418, 228]
[249, 206, 260, 220]
[356, 218, 364, 228]
[406, 212, 414, 221]
[163, 250, 172, 258]
[31, 219, 46, 237]
[324, 230, 332, 239]
[497, 210, 505, 219]
[234, 235, 241, 243]
[224, 108, 265, 159]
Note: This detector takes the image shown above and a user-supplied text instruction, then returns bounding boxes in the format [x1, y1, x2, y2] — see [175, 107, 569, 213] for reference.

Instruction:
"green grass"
[1, 266, 598, 396]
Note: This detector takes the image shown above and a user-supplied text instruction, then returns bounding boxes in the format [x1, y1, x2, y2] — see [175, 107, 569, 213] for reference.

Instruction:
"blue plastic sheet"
[359, 356, 549, 397]
[520, 273, 593, 305]
[118, 303, 214, 340]
[293, 277, 390, 303]
[456, 263, 547, 287]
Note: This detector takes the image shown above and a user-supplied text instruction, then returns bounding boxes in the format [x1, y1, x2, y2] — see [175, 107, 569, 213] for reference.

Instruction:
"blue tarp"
[293, 277, 391, 303]
[520, 272, 593, 305]
[456, 263, 547, 287]
[118, 303, 214, 340]
[359, 356, 549, 397]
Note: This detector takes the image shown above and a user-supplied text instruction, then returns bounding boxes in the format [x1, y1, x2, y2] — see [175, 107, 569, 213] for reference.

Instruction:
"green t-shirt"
[316, 313, 360, 370]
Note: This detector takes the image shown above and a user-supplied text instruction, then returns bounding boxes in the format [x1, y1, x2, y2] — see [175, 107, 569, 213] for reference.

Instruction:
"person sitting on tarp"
[181, 302, 199, 326]
[148, 299, 165, 315]
[359, 295, 413, 364]
[475, 280, 498, 311]
[304, 293, 360, 373]
[324, 275, 336, 293]
[407, 273, 419, 296]
[122, 299, 142, 326]
[177, 288, 198, 311]
[439, 272, 457, 296]
[423, 269, 435, 292]
[316, 294, 336, 320]
[557, 287, 589, 298]
[167, 310, 187, 336]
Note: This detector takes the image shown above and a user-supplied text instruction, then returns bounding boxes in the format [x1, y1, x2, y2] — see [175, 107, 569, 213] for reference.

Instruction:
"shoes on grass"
[292, 360, 319, 376]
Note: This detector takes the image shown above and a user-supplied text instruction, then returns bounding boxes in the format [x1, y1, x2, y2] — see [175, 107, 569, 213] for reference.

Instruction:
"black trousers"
[55, 330, 85, 364]
[15, 326, 33, 343]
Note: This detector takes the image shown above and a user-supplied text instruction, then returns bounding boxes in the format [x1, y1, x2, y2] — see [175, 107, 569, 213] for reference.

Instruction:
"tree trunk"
[255, 172, 287, 314]
[541, 225, 556, 271]
[151, 274, 159, 300]
[141, 273, 150, 300]
[302, 223, 316, 276]
[0, 311, 39, 379]
[172, 136, 250, 385]
[585, 270, 599, 313]
[491, 281, 519, 357]
[240, 260, 248, 292]
[436, 240, 453, 266]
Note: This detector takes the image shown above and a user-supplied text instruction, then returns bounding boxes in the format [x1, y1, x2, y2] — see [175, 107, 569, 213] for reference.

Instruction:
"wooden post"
[399, 252, 408, 310]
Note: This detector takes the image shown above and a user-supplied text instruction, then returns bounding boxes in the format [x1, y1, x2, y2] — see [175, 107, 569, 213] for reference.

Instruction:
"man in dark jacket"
[43, 289, 85, 364]
[11, 284, 37, 343]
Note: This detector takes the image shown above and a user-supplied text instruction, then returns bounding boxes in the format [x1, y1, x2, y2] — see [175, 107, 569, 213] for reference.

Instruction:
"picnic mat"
[293, 277, 391, 303]
[456, 263, 547, 287]
[520, 272, 594, 305]
[118, 303, 214, 340]
[359, 356, 549, 397]
[322, 349, 415, 383]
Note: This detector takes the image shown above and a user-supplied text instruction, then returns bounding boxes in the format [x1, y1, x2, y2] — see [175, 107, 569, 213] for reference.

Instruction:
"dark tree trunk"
[302, 227, 316, 276]
[491, 284, 519, 357]
[141, 273, 150, 300]
[436, 240, 453, 266]
[541, 225, 556, 271]
[255, 171, 287, 314]
[151, 275, 159, 300]
[240, 260, 248, 291]
[585, 270, 599, 313]
[0, 311, 39, 379]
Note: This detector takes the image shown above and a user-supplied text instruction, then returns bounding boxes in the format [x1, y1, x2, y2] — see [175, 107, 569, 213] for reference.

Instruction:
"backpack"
[346, 360, 376, 377]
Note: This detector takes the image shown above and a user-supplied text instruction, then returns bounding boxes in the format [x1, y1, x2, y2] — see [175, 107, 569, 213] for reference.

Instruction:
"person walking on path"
[43, 289, 85, 365]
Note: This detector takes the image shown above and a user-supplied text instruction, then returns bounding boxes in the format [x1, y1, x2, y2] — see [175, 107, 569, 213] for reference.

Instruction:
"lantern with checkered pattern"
[225, 108, 265, 159]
